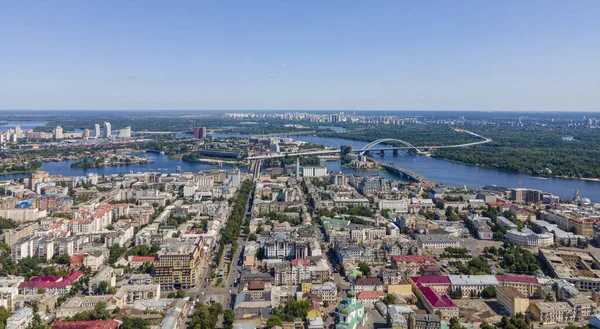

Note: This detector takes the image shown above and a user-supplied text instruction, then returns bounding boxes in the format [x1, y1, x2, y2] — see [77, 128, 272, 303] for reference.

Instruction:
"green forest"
[433, 125, 600, 178]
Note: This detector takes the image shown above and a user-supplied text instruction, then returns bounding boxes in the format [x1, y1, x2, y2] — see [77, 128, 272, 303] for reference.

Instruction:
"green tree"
[481, 286, 496, 299]
[0, 306, 11, 327]
[53, 253, 71, 265]
[358, 262, 371, 277]
[266, 315, 283, 328]
[449, 317, 467, 329]
[96, 281, 109, 295]
[223, 309, 235, 329]
[381, 294, 396, 306]
[176, 289, 185, 298]
[92, 301, 108, 320]
[121, 317, 149, 329]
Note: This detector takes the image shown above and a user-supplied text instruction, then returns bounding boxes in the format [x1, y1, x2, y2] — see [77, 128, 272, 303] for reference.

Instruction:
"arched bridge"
[357, 138, 422, 155]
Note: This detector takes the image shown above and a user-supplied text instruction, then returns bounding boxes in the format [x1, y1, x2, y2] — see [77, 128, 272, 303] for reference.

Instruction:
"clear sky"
[1, 1, 599, 111]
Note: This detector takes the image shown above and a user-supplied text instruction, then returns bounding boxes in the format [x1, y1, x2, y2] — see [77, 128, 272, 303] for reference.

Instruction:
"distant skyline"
[1, 1, 599, 111]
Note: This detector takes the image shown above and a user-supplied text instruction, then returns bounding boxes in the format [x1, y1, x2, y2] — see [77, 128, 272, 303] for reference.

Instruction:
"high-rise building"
[54, 126, 63, 140]
[119, 126, 131, 138]
[14, 125, 22, 137]
[94, 124, 101, 138]
[103, 122, 111, 138]
[193, 127, 206, 139]
[82, 129, 90, 139]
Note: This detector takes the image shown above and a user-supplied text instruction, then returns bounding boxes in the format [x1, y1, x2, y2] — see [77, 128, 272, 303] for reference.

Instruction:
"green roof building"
[335, 290, 367, 329]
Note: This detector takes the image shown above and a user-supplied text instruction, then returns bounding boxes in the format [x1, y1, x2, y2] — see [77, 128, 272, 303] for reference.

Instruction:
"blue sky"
[1, 1, 599, 111]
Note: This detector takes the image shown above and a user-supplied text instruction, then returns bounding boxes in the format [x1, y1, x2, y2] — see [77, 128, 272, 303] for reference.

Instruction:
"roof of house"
[392, 255, 436, 265]
[417, 284, 457, 309]
[248, 281, 265, 290]
[411, 276, 451, 285]
[497, 286, 526, 299]
[129, 256, 156, 263]
[449, 275, 498, 286]
[52, 320, 120, 329]
[496, 275, 538, 285]
[19, 271, 83, 290]
[356, 291, 386, 299]
[355, 278, 384, 286]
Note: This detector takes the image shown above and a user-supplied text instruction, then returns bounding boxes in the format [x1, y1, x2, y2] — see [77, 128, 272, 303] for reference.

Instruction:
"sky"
[1, 1, 599, 111]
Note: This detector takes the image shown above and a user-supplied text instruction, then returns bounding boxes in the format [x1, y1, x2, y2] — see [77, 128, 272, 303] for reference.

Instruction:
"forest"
[433, 125, 600, 178]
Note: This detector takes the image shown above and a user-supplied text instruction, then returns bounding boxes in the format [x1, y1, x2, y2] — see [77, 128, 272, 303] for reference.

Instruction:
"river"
[212, 134, 600, 202]
[2, 133, 599, 201]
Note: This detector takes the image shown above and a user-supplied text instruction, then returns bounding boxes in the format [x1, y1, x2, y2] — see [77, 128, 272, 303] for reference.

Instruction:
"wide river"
[1, 134, 598, 202]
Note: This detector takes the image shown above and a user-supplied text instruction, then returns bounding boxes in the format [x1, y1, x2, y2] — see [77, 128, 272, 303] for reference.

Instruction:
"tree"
[53, 253, 71, 265]
[223, 309, 235, 329]
[358, 262, 371, 277]
[449, 317, 467, 329]
[112, 307, 121, 315]
[0, 306, 11, 327]
[481, 286, 497, 299]
[266, 315, 283, 328]
[167, 292, 176, 298]
[480, 322, 497, 329]
[176, 289, 185, 298]
[382, 294, 396, 306]
[92, 301, 108, 320]
[96, 281, 109, 295]
[121, 317, 149, 329]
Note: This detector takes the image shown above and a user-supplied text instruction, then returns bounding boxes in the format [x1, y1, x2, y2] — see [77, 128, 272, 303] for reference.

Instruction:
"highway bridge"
[376, 160, 434, 184]
[246, 129, 492, 160]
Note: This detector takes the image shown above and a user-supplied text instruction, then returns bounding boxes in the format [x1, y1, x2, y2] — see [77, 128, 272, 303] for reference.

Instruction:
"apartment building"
[531, 302, 574, 324]
[153, 237, 201, 290]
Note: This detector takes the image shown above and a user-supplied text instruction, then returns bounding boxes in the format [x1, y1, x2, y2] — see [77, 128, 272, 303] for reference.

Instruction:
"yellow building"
[153, 237, 201, 290]
[497, 286, 529, 316]
[302, 281, 323, 294]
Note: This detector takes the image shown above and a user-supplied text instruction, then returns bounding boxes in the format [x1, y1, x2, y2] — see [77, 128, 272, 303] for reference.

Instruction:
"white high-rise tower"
[104, 122, 111, 138]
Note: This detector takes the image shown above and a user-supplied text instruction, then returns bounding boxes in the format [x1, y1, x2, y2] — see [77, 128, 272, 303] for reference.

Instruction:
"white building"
[94, 124, 101, 138]
[506, 228, 554, 247]
[54, 126, 63, 140]
[119, 126, 131, 138]
[6, 307, 33, 329]
[302, 166, 328, 177]
[378, 199, 408, 212]
[104, 122, 111, 138]
[0, 276, 24, 311]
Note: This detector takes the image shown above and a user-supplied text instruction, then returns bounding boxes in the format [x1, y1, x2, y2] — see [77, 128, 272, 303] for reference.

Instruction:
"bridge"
[376, 160, 434, 184]
[246, 129, 492, 161]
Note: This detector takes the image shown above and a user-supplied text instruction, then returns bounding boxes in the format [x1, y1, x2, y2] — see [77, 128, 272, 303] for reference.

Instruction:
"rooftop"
[411, 276, 451, 285]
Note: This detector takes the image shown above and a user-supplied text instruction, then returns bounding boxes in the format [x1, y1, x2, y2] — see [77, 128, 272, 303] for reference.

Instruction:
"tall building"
[193, 127, 206, 139]
[119, 126, 131, 138]
[94, 124, 101, 138]
[54, 126, 63, 140]
[82, 129, 90, 139]
[14, 125, 22, 137]
[153, 238, 201, 290]
[103, 122, 111, 138]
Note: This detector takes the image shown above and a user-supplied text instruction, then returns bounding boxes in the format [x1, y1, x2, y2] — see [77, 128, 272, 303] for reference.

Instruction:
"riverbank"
[0, 168, 39, 176]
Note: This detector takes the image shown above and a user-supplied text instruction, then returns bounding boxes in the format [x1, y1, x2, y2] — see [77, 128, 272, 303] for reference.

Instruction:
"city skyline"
[1, 1, 599, 111]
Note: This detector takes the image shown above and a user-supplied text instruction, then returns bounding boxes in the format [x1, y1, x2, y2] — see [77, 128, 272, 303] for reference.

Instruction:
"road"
[189, 180, 255, 308]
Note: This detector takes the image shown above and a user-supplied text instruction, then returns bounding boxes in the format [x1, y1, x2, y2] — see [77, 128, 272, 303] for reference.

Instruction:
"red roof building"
[496, 275, 539, 296]
[19, 271, 83, 296]
[415, 284, 458, 320]
[129, 256, 156, 263]
[52, 320, 120, 329]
